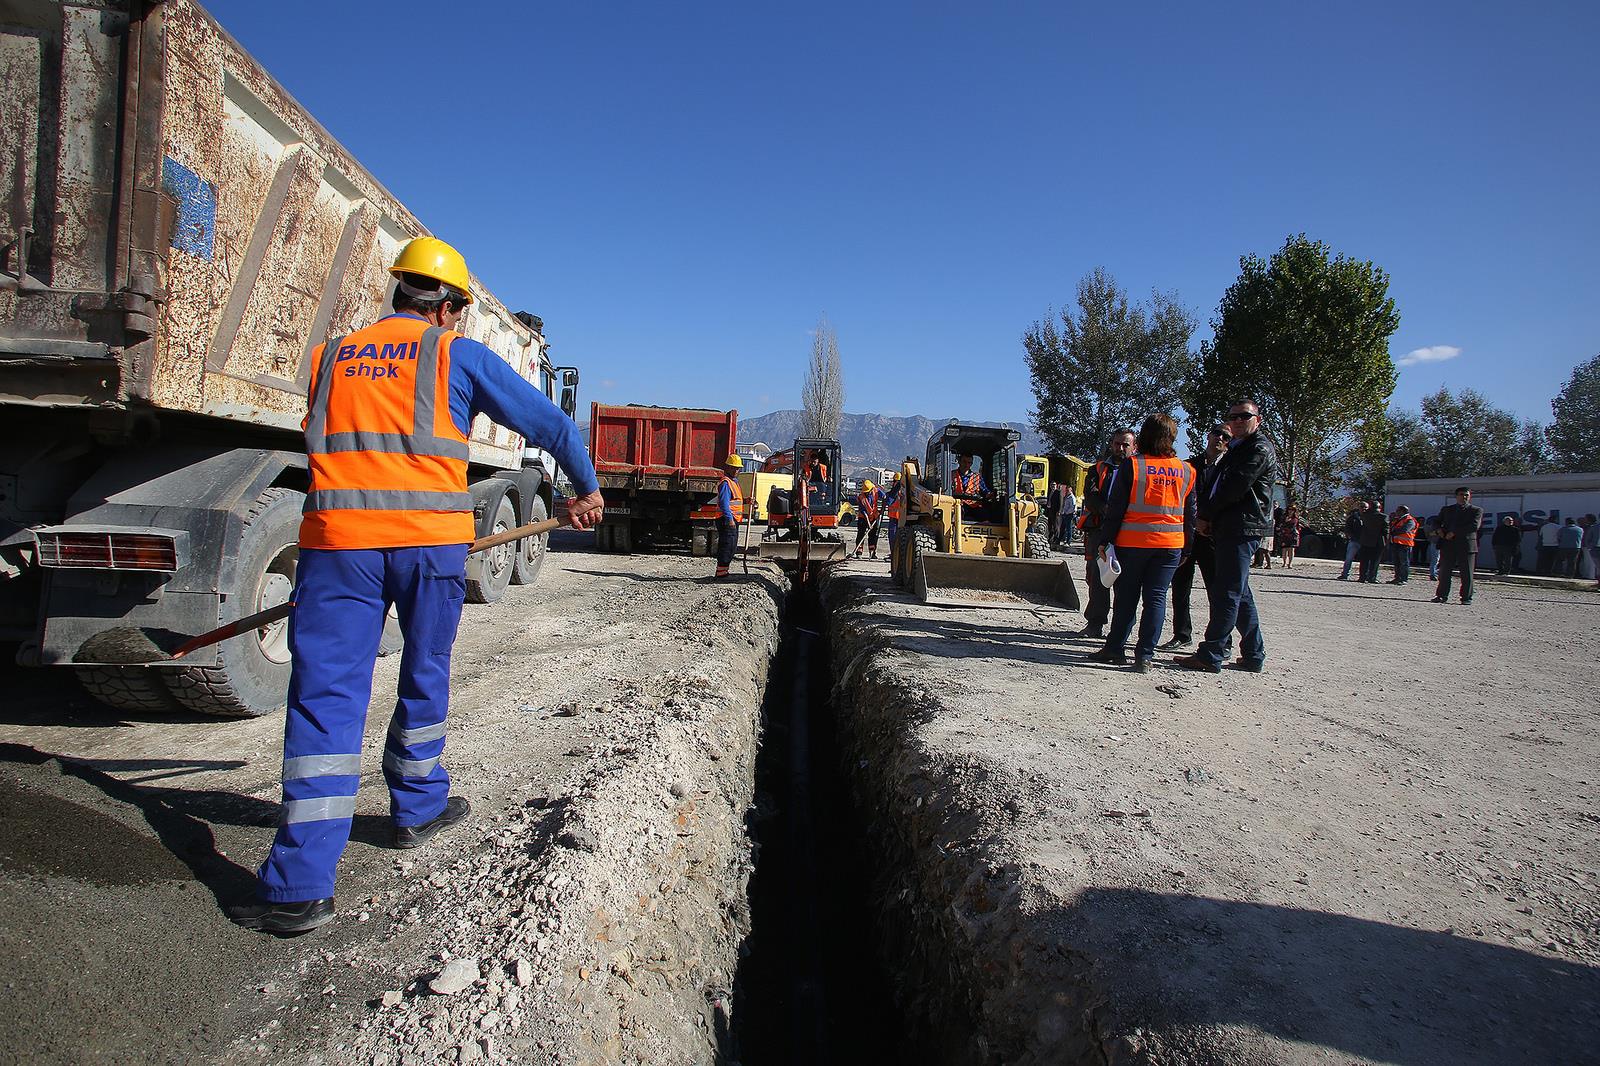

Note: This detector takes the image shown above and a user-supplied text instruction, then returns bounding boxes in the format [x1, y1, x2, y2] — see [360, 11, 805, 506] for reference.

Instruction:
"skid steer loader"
[890, 423, 1080, 610]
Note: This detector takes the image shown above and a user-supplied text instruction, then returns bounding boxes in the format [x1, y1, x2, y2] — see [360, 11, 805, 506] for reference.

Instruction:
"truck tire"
[510, 496, 550, 586]
[166, 486, 301, 719]
[1025, 530, 1052, 559]
[690, 526, 710, 557]
[467, 494, 517, 604]
[75, 666, 183, 714]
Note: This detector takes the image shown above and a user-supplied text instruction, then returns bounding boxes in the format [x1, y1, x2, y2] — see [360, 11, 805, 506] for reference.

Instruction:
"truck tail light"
[34, 529, 187, 572]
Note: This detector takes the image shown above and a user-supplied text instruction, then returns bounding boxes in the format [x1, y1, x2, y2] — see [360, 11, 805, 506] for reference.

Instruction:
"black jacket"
[1358, 509, 1389, 549]
[1491, 522, 1522, 550]
[1197, 432, 1277, 539]
[1438, 503, 1485, 554]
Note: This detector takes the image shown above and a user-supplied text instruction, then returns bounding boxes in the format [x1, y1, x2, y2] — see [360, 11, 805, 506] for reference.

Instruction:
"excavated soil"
[821, 556, 1600, 1065]
[0, 533, 781, 1066]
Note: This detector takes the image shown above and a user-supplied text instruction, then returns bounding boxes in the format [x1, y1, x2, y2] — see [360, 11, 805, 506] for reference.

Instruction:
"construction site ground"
[822, 553, 1600, 1064]
[1, 533, 1596, 1065]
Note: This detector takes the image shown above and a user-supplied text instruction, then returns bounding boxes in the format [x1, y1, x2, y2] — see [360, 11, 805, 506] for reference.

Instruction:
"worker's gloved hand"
[567, 490, 606, 530]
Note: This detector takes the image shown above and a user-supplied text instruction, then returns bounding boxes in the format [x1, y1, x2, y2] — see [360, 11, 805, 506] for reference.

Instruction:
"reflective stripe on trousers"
[256, 542, 468, 903]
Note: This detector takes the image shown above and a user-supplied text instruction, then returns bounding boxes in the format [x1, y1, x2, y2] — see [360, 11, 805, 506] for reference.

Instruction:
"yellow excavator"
[890, 423, 1079, 610]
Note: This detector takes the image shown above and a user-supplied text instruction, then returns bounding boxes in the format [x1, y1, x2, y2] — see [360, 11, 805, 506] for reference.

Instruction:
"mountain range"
[737, 410, 1047, 470]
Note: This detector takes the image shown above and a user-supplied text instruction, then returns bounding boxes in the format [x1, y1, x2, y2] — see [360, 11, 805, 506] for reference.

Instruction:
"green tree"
[1548, 353, 1600, 472]
[1024, 267, 1195, 459]
[1345, 388, 1549, 496]
[1186, 234, 1400, 506]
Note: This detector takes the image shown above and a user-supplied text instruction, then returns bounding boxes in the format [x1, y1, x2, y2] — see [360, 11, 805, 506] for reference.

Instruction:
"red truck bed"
[589, 404, 738, 485]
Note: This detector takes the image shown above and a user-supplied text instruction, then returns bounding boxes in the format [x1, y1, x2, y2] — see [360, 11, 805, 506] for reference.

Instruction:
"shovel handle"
[168, 515, 566, 660]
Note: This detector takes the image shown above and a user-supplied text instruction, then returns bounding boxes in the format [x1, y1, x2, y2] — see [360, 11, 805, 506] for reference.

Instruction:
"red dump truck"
[589, 404, 738, 555]
[0, 0, 579, 720]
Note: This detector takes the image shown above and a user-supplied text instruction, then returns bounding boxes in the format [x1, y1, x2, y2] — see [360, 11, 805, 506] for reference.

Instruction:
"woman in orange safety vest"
[1088, 414, 1196, 672]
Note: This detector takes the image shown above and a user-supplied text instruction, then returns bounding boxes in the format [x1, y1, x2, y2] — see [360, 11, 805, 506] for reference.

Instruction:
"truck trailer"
[589, 403, 738, 555]
[0, 0, 579, 719]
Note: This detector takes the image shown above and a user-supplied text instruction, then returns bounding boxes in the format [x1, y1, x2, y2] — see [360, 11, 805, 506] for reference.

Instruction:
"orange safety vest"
[301, 317, 473, 549]
[952, 469, 983, 496]
[857, 489, 881, 524]
[1114, 455, 1195, 550]
[1391, 513, 1418, 546]
[722, 476, 744, 521]
[888, 486, 902, 521]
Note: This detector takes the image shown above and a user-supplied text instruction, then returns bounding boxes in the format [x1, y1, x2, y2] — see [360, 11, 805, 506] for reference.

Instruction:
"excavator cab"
[891, 423, 1079, 610]
[759, 438, 847, 580]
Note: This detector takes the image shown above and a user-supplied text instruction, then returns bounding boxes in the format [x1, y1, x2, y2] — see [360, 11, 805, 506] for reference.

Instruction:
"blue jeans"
[259, 543, 468, 902]
[1197, 535, 1265, 668]
[1102, 545, 1181, 662]
[1338, 540, 1358, 578]
[1427, 542, 1440, 580]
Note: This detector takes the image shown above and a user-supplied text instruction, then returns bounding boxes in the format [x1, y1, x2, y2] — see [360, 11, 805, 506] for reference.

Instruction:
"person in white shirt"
[1537, 517, 1563, 575]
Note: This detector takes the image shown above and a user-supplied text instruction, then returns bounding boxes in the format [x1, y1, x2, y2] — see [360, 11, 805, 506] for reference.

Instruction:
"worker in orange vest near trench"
[715, 454, 744, 578]
[1388, 504, 1419, 585]
[229, 237, 605, 935]
[884, 472, 903, 557]
[854, 478, 885, 559]
[1089, 414, 1197, 673]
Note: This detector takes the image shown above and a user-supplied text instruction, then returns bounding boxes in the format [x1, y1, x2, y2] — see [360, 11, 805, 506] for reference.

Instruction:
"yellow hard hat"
[863, 479, 875, 491]
[390, 236, 475, 304]
[724, 453, 743, 469]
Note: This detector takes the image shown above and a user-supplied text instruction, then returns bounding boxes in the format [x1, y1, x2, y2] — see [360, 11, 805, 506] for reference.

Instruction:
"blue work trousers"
[1197, 535, 1265, 668]
[258, 543, 468, 903]
[1101, 545, 1181, 662]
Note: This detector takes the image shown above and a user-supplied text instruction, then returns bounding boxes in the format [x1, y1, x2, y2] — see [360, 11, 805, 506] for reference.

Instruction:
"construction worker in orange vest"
[229, 238, 604, 935]
[1089, 415, 1196, 672]
[951, 454, 987, 519]
[1388, 504, 1419, 585]
[715, 454, 744, 577]
[885, 472, 903, 556]
[854, 478, 885, 559]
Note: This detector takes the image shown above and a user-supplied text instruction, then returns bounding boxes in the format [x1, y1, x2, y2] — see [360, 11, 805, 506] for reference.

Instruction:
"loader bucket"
[913, 551, 1080, 611]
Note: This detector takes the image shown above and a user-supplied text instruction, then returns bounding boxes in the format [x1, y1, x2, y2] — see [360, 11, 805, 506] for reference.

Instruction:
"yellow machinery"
[759, 438, 849, 581]
[1019, 453, 1093, 500]
[891, 424, 1079, 610]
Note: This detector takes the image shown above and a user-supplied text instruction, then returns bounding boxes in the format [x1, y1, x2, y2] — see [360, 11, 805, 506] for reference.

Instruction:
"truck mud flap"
[913, 552, 1080, 611]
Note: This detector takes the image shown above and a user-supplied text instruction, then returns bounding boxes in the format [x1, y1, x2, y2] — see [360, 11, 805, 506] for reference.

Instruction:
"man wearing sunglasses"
[1176, 401, 1277, 674]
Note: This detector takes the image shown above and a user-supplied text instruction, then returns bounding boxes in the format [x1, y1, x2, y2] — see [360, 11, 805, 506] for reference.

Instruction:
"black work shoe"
[1087, 648, 1127, 666]
[1228, 659, 1266, 673]
[1078, 625, 1105, 639]
[1159, 636, 1191, 650]
[228, 897, 335, 935]
[1431, 596, 1447, 603]
[394, 796, 472, 850]
[1130, 659, 1152, 674]
[1173, 653, 1222, 674]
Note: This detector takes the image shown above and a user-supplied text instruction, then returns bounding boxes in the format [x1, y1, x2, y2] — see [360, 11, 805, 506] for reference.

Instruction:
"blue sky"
[209, 1, 1598, 426]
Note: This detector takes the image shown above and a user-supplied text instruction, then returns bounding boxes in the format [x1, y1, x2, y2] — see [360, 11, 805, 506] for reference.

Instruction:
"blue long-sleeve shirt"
[384, 314, 599, 496]
[718, 478, 738, 522]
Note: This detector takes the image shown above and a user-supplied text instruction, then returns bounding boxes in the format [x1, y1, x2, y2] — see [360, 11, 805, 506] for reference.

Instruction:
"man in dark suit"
[1434, 486, 1484, 605]
[1176, 401, 1278, 673]
[1045, 481, 1064, 547]
[1162, 424, 1230, 650]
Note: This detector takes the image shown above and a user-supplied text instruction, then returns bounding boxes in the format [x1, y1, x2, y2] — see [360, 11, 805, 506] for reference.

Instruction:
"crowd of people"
[1071, 401, 1278, 674]
[1331, 496, 1600, 594]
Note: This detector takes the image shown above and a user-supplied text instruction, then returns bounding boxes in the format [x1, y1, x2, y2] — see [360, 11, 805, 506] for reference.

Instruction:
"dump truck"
[891, 423, 1079, 610]
[588, 403, 738, 555]
[0, 0, 580, 719]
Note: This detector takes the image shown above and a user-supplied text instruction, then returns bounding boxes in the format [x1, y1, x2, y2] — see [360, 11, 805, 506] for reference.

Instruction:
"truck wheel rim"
[491, 516, 514, 576]
[257, 551, 295, 665]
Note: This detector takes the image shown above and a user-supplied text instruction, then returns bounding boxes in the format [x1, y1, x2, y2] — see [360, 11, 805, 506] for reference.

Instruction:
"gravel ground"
[822, 554, 1600, 1065]
[0, 532, 781, 1066]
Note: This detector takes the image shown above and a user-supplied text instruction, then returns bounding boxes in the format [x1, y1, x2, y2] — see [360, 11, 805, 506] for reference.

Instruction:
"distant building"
[735, 441, 772, 466]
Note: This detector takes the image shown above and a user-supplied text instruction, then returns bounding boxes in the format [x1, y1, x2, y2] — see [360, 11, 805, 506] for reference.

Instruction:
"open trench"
[729, 583, 907, 1063]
